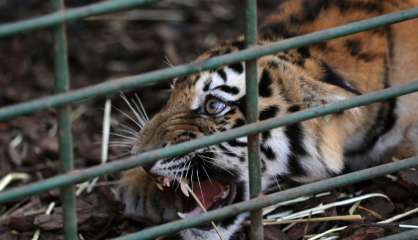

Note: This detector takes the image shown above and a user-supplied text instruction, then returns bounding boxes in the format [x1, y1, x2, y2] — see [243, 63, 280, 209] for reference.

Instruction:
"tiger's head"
[120, 41, 360, 240]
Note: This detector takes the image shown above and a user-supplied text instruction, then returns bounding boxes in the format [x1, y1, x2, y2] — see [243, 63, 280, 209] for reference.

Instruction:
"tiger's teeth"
[222, 186, 230, 199]
[155, 182, 164, 191]
[180, 179, 190, 197]
[163, 177, 171, 187]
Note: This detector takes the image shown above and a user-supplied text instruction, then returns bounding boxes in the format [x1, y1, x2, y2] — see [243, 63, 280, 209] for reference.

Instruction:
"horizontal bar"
[1, 7, 418, 121]
[0, 0, 158, 38]
[376, 229, 418, 240]
[114, 156, 418, 240]
[0, 81, 417, 202]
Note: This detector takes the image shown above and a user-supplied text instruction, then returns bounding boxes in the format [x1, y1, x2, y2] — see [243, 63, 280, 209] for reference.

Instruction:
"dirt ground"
[1, 1, 418, 239]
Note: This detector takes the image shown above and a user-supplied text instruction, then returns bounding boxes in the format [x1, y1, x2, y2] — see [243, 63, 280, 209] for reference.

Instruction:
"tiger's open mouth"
[154, 176, 237, 225]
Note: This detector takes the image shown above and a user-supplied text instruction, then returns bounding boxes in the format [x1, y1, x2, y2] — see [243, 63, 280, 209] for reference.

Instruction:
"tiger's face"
[126, 43, 358, 239]
[132, 58, 251, 239]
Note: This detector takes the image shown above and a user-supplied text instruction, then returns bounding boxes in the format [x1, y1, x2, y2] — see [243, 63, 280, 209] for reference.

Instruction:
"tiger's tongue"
[194, 180, 227, 209]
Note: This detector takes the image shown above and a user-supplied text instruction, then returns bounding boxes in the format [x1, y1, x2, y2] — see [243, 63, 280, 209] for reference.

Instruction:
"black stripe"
[284, 123, 308, 176]
[227, 139, 247, 147]
[229, 40, 245, 50]
[259, 70, 273, 97]
[385, 26, 395, 71]
[287, 105, 301, 113]
[217, 145, 238, 158]
[345, 39, 362, 56]
[217, 69, 227, 82]
[261, 145, 276, 160]
[297, 46, 311, 58]
[262, 131, 271, 141]
[259, 106, 279, 121]
[321, 62, 361, 95]
[203, 79, 212, 92]
[215, 85, 240, 95]
[335, 1, 383, 13]
[260, 21, 298, 39]
[232, 118, 245, 128]
[261, 159, 266, 172]
[228, 62, 244, 74]
[235, 96, 247, 117]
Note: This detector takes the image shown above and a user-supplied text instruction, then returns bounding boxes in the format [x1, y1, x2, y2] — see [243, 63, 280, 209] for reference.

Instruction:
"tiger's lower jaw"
[175, 180, 249, 240]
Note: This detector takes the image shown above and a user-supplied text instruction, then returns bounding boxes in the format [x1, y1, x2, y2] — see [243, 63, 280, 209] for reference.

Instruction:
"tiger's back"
[260, 0, 418, 171]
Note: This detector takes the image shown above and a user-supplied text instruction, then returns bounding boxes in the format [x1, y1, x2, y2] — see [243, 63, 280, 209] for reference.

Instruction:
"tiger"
[116, 0, 418, 239]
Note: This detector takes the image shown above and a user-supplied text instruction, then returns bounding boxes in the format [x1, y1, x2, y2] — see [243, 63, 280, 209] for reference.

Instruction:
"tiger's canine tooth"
[155, 182, 164, 191]
[180, 179, 190, 197]
[163, 177, 171, 187]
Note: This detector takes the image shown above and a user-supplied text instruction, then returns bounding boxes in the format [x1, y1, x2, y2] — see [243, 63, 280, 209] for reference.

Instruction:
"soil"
[1, 1, 417, 239]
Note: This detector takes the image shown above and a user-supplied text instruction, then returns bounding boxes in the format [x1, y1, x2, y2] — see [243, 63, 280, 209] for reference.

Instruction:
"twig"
[183, 183, 224, 240]
[306, 226, 347, 240]
[76, 99, 111, 195]
[263, 192, 331, 216]
[0, 173, 30, 191]
[379, 207, 418, 224]
[268, 193, 389, 220]
[400, 224, 418, 229]
[254, 215, 363, 226]
[357, 205, 384, 220]
[31, 202, 55, 240]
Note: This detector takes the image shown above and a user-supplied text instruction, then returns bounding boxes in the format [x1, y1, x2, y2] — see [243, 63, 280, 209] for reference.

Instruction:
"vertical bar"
[245, 0, 263, 240]
[51, 0, 78, 239]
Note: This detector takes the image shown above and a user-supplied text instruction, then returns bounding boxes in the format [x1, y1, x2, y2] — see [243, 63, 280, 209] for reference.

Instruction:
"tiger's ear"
[297, 76, 356, 109]
[262, 57, 356, 109]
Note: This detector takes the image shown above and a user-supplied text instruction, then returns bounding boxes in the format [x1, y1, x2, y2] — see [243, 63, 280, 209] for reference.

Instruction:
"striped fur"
[119, 1, 418, 239]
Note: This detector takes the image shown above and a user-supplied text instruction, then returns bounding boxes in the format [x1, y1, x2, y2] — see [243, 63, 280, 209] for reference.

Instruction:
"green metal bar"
[0, 0, 158, 38]
[244, 0, 263, 240]
[113, 157, 418, 240]
[50, 0, 77, 239]
[0, 81, 417, 203]
[376, 229, 418, 240]
[1, 7, 418, 121]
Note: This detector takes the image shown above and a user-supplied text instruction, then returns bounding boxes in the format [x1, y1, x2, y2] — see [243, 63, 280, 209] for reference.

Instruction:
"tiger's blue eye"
[204, 97, 227, 115]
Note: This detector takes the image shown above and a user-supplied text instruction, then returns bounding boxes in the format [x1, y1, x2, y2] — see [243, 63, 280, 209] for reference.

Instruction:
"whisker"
[134, 93, 149, 121]
[206, 150, 237, 156]
[117, 122, 139, 134]
[173, 160, 182, 190]
[273, 175, 282, 191]
[110, 132, 137, 141]
[185, 160, 192, 181]
[110, 151, 131, 159]
[114, 128, 138, 138]
[200, 159, 213, 184]
[108, 144, 132, 148]
[108, 139, 134, 144]
[112, 105, 143, 130]
[191, 169, 195, 191]
[196, 169, 206, 207]
[131, 99, 147, 125]
[199, 155, 235, 176]
[120, 92, 146, 127]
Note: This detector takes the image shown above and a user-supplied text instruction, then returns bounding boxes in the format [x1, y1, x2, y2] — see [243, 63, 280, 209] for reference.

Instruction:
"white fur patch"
[192, 65, 246, 110]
